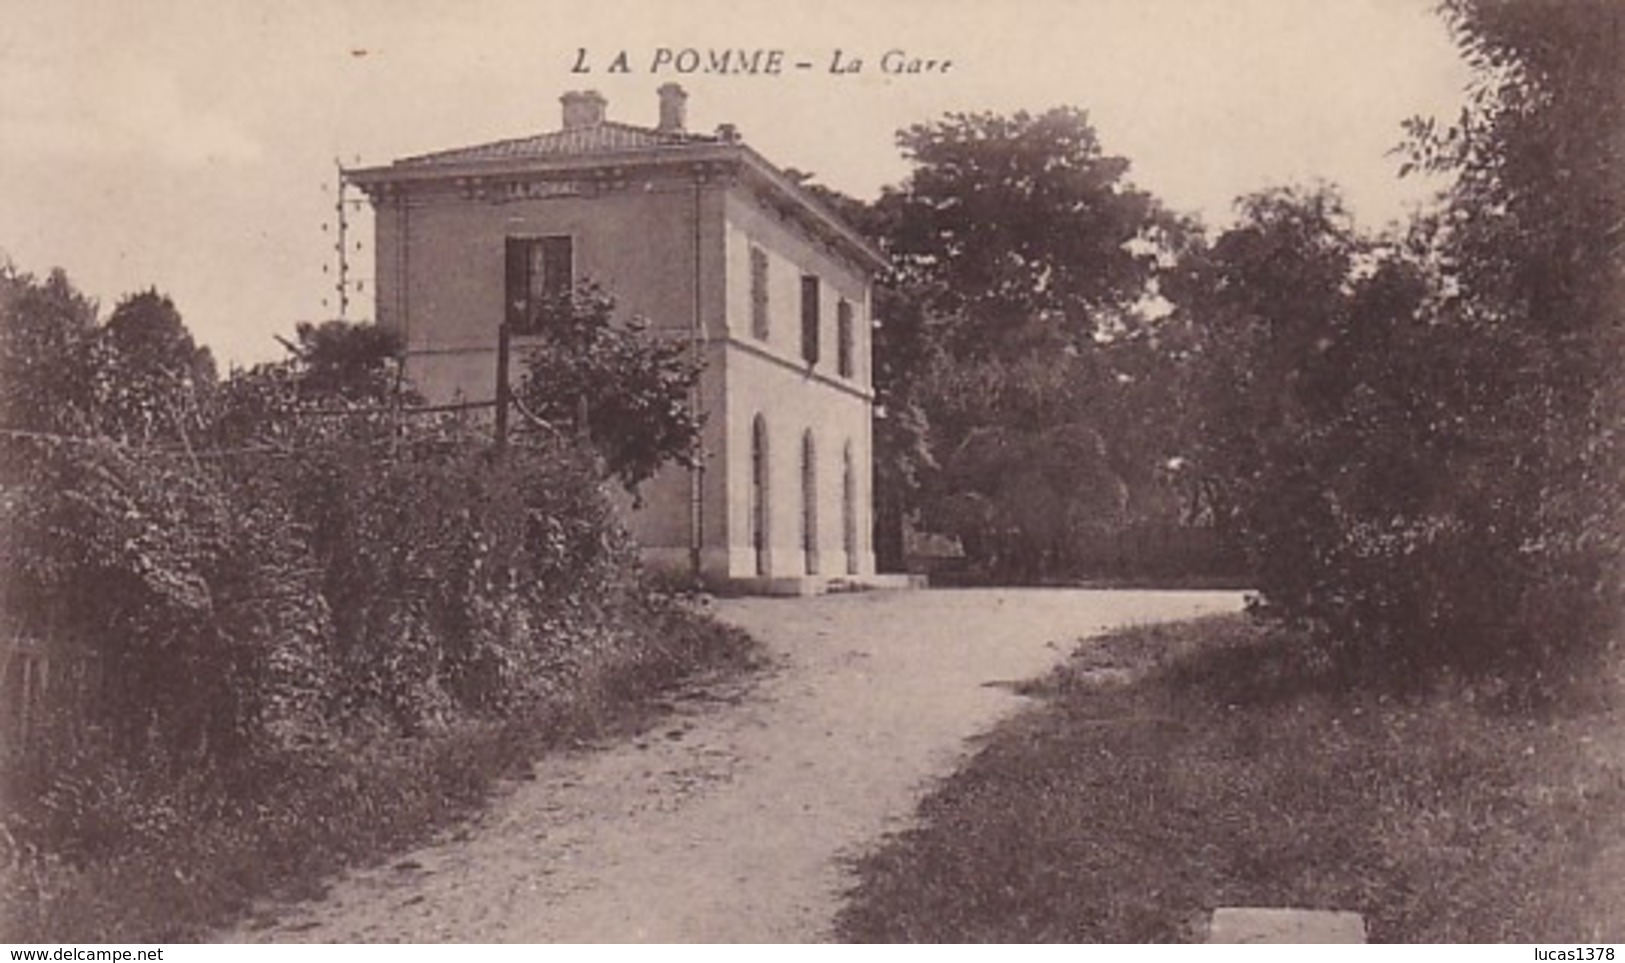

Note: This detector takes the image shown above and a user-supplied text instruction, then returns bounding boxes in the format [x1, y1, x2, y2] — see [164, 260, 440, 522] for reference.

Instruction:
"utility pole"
[494, 320, 511, 450]
[322, 158, 368, 321]
[333, 159, 352, 320]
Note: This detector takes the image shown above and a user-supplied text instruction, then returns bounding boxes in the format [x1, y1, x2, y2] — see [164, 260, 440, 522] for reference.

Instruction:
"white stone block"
[1208, 907, 1367, 943]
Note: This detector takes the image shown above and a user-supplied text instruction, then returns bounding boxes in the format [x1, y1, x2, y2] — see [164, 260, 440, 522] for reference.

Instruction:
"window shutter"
[837, 299, 854, 378]
[801, 275, 821, 365]
[541, 236, 574, 297]
[750, 247, 770, 339]
[504, 238, 529, 329]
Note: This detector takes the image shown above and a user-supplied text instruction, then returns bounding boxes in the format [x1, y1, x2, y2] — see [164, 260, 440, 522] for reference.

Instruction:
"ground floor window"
[843, 441, 858, 574]
[802, 429, 818, 575]
[751, 415, 769, 576]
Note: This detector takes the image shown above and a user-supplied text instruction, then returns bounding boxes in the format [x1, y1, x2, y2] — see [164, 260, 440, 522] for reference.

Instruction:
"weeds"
[837, 615, 1625, 942]
[1, 595, 760, 942]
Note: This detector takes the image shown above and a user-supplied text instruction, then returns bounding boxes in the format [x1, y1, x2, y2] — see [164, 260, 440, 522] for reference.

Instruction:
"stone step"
[1208, 907, 1368, 943]
[717, 573, 928, 597]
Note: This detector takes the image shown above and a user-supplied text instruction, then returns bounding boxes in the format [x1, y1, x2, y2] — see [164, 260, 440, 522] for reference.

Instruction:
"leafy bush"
[1179, 29, 1623, 689]
[926, 421, 1126, 580]
[516, 283, 701, 493]
[257, 426, 635, 730]
[0, 433, 329, 761]
[0, 278, 755, 941]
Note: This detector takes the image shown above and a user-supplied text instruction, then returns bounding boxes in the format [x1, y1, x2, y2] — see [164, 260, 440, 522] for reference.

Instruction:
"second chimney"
[656, 83, 687, 134]
[561, 90, 607, 130]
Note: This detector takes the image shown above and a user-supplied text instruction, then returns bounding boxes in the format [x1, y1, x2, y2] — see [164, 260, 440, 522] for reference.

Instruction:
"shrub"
[0, 271, 755, 940]
[255, 426, 635, 729]
[516, 282, 701, 494]
[0, 434, 329, 762]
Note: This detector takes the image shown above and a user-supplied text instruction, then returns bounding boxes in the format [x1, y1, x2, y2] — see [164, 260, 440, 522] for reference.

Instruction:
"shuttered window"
[505, 236, 573, 331]
[836, 299, 854, 378]
[800, 275, 820, 365]
[750, 246, 770, 340]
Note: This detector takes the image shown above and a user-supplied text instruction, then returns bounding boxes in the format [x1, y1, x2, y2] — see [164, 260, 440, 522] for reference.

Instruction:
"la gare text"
[570, 48, 953, 77]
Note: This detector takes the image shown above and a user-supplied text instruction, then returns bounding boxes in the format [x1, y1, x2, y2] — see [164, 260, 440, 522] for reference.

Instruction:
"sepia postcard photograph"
[1, 0, 1621, 946]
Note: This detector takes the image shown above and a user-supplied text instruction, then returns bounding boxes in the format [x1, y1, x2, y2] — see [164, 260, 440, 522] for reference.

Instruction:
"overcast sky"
[0, 0, 1473, 366]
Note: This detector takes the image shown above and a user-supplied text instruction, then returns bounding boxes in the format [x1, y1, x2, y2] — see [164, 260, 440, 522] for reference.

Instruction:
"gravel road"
[230, 588, 1244, 943]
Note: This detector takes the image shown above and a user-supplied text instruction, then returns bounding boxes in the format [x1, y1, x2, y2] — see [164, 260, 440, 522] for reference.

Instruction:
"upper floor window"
[800, 274, 821, 366]
[836, 298, 855, 378]
[505, 235, 573, 331]
[750, 246, 770, 340]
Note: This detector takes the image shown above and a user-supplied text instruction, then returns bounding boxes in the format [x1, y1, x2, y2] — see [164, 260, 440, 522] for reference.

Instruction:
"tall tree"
[1403, 0, 1625, 669]
[872, 108, 1187, 577]
[0, 265, 99, 436]
[1177, 1, 1625, 683]
[95, 289, 217, 445]
[881, 107, 1175, 359]
[1174, 186, 1455, 659]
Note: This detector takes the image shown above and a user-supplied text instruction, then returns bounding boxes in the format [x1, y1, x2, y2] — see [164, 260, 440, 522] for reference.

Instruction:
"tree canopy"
[96, 289, 217, 445]
[0, 265, 99, 436]
[880, 107, 1177, 358]
[856, 107, 1201, 578]
[1158, 0, 1625, 685]
[516, 283, 702, 493]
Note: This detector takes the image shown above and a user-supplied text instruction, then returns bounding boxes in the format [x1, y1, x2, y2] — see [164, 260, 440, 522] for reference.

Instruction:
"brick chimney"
[656, 83, 687, 134]
[561, 90, 607, 129]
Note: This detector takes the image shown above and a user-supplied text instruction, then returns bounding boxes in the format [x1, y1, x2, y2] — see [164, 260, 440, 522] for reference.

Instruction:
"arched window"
[751, 415, 769, 576]
[843, 441, 858, 575]
[801, 429, 819, 575]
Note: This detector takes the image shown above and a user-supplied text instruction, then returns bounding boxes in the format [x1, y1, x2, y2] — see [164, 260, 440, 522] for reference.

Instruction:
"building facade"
[349, 86, 886, 587]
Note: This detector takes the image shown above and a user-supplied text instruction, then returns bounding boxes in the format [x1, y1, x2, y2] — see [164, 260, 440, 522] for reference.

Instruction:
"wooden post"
[495, 319, 511, 450]
[17, 652, 34, 743]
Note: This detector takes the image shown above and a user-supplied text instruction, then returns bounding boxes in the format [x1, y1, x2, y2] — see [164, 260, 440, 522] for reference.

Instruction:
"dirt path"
[230, 588, 1243, 943]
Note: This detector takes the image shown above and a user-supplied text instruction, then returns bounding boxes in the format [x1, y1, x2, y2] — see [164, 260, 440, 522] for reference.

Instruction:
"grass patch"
[835, 614, 1625, 942]
[1, 595, 764, 942]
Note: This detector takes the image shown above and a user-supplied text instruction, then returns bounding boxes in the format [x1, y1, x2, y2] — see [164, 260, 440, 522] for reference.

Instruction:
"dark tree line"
[830, 0, 1621, 686]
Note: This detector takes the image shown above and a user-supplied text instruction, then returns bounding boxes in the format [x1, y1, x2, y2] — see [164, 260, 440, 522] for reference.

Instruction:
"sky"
[0, 0, 1474, 366]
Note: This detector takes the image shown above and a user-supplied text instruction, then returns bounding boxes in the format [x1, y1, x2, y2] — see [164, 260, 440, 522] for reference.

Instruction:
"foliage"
[94, 290, 218, 446]
[854, 108, 1207, 577]
[0, 275, 216, 446]
[871, 390, 933, 572]
[2, 594, 757, 942]
[516, 283, 702, 493]
[261, 427, 635, 731]
[928, 420, 1126, 580]
[1170, 3, 1623, 685]
[208, 319, 413, 449]
[0, 265, 100, 437]
[836, 616, 1625, 942]
[880, 107, 1175, 358]
[1409, 0, 1625, 666]
[0, 433, 329, 761]
[277, 319, 404, 403]
[0, 266, 758, 942]
[1173, 187, 1461, 667]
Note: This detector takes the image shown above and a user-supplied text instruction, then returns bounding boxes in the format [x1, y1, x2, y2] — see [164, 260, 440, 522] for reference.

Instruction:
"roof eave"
[734, 148, 889, 275]
[345, 142, 746, 188]
[345, 140, 890, 277]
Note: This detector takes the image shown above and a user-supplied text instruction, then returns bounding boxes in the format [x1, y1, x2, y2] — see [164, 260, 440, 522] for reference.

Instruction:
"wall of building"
[623, 335, 731, 580]
[719, 189, 871, 385]
[371, 171, 736, 577]
[717, 188, 876, 578]
[367, 166, 877, 583]
[716, 350, 874, 578]
[372, 173, 721, 404]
